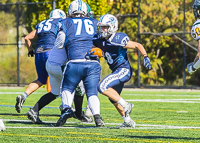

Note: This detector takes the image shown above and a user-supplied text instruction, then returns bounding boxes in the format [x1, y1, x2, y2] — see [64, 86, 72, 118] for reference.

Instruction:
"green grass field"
[0, 87, 200, 143]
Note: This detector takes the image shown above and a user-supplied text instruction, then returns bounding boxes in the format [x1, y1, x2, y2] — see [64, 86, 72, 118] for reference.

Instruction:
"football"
[90, 47, 103, 58]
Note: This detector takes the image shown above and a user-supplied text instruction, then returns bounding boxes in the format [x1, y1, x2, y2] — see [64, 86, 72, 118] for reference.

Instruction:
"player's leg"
[73, 81, 93, 122]
[84, 62, 104, 127]
[56, 62, 82, 126]
[15, 51, 50, 113]
[27, 61, 62, 123]
[109, 84, 135, 128]
[98, 68, 135, 127]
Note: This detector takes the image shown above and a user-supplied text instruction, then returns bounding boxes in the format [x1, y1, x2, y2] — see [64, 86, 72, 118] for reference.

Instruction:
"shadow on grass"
[0, 113, 60, 117]
[120, 135, 200, 141]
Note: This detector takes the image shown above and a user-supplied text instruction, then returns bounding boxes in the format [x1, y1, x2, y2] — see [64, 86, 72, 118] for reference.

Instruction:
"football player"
[56, 0, 104, 127]
[90, 14, 151, 128]
[15, 9, 66, 114]
[26, 8, 93, 124]
[187, 0, 200, 73]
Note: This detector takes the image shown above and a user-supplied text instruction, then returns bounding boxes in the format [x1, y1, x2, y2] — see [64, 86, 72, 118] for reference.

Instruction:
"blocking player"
[187, 0, 200, 73]
[26, 8, 93, 124]
[56, 0, 104, 127]
[15, 9, 66, 114]
[90, 14, 151, 128]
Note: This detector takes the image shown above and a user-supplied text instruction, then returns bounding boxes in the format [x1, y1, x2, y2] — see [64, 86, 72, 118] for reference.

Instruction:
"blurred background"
[0, 0, 198, 88]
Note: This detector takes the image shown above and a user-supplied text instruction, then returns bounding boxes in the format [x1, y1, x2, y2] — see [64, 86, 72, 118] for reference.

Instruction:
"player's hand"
[28, 50, 34, 57]
[143, 56, 151, 69]
[187, 62, 196, 74]
[85, 50, 99, 61]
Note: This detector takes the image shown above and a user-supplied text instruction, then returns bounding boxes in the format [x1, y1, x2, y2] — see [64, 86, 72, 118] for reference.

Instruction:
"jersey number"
[37, 19, 53, 33]
[105, 52, 113, 64]
[73, 19, 94, 36]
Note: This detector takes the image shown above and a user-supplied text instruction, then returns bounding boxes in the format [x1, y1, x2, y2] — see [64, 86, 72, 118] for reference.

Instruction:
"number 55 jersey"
[93, 32, 131, 72]
[35, 18, 62, 53]
[191, 19, 200, 41]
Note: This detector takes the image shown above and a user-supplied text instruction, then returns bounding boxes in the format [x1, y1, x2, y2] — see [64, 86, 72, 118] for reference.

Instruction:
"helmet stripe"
[78, 0, 82, 11]
[99, 14, 107, 22]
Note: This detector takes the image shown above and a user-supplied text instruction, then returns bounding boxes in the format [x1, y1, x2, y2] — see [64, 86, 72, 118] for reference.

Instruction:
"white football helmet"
[192, 0, 200, 19]
[49, 9, 66, 19]
[68, 0, 88, 17]
[97, 14, 118, 38]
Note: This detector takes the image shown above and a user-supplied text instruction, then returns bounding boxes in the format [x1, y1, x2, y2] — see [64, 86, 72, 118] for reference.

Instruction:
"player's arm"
[25, 29, 37, 51]
[124, 41, 151, 69]
[192, 39, 200, 69]
[123, 41, 148, 57]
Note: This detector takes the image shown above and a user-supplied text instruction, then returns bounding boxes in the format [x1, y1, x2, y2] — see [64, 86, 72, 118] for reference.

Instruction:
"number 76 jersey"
[191, 19, 200, 41]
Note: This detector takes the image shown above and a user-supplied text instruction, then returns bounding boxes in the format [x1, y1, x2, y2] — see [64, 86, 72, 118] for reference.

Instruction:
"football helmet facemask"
[49, 9, 66, 19]
[97, 14, 118, 38]
[68, 0, 88, 17]
[192, 0, 200, 19]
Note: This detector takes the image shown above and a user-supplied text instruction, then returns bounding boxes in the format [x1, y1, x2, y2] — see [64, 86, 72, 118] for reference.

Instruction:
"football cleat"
[0, 119, 6, 131]
[94, 114, 105, 127]
[74, 111, 93, 123]
[15, 95, 25, 113]
[56, 108, 74, 127]
[124, 102, 134, 117]
[118, 119, 136, 128]
[26, 109, 44, 124]
[85, 105, 93, 117]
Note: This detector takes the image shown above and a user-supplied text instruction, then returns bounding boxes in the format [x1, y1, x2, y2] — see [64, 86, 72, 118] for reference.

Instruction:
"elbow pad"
[55, 31, 66, 49]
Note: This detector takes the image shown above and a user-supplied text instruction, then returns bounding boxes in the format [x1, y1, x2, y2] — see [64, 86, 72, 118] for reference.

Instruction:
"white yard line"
[126, 99, 200, 103]
[3, 119, 200, 129]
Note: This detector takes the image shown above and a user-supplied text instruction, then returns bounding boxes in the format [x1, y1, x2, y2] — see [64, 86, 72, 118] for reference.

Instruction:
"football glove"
[28, 50, 34, 57]
[187, 62, 196, 74]
[143, 56, 151, 69]
[85, 50, 99, 61]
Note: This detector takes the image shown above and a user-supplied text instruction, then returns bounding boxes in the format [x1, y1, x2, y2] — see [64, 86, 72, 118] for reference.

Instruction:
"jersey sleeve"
[191, 22, 200, 41]
[92, 34, 101, 47]
[110, 33, 130, 47]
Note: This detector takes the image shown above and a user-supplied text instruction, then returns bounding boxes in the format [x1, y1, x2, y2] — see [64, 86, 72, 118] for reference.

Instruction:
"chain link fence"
[0, 0, 198, 89]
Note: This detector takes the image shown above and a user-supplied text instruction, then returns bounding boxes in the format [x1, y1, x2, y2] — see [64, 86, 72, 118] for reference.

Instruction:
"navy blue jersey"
[93, 32, 131, 71]
[61, 17, 98, 60]
[35, 18, 62, 53]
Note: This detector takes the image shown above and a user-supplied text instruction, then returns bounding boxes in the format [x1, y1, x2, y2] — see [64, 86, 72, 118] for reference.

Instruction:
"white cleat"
[0, 119, 6, 131]
[85, 105, 93, 117]
[118, 119, 136, 128]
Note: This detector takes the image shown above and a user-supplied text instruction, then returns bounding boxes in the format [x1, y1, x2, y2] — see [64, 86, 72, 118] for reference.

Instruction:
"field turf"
[0, 87, 200, 143]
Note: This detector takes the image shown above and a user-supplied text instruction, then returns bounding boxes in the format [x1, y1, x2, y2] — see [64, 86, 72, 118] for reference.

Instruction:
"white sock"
[61, 90, 74, 109]
[88, 95, 100, 115]
[22, 92, 29, 100]
[122, 115, 131, 122]
[117, 97, 127, 108]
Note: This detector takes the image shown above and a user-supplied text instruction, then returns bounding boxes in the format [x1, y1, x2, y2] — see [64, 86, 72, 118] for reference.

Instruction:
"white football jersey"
[191, 19, 200, 41]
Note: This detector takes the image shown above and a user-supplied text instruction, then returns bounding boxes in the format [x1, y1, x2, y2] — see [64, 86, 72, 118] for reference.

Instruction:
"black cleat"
[56, 108, 74, 127]
[94, 114, 105, 127]
[75, 111, 93, 123]
[15, 95, 25, 113]
[27, 109, 44, 124]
